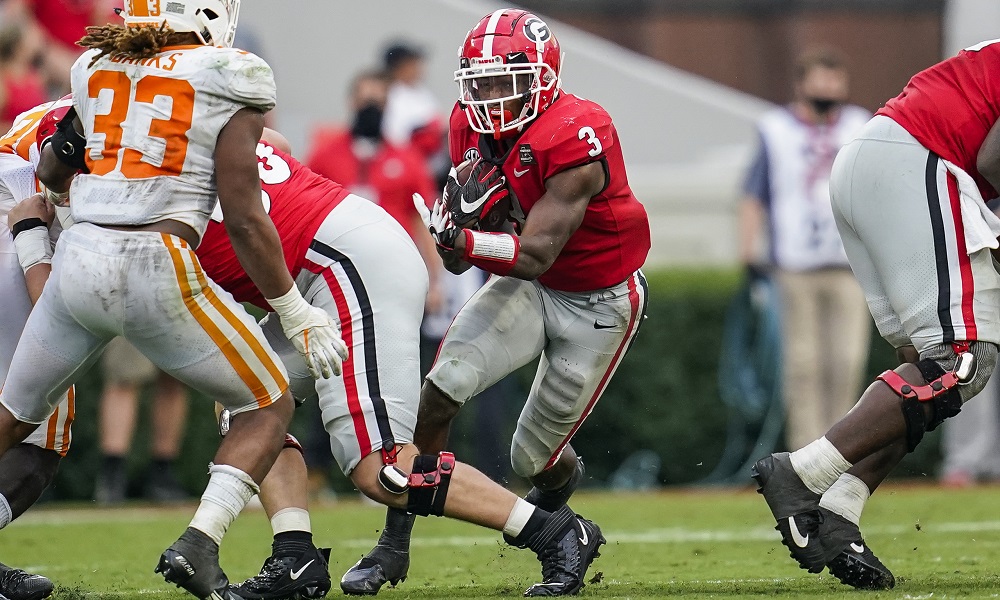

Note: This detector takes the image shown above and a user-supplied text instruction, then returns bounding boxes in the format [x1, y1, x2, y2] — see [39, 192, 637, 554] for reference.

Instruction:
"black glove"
[446, 159, 510, 229]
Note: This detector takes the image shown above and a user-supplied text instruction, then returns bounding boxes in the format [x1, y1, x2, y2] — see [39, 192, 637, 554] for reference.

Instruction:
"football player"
[753, 39, 1000, 590]
[25, 106, 610, 598]
[0, 2, 352, 599]
[344, 8, 651, 597]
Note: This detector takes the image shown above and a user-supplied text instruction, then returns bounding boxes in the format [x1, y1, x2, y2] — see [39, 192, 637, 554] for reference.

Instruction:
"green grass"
[5, 485, 1000, 599]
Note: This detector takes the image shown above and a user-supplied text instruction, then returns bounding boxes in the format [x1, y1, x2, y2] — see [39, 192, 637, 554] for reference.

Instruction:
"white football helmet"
[120, 0, 240, 48]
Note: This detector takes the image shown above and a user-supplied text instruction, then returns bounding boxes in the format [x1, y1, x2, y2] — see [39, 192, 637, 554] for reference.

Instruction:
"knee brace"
[405, 452, 455, 517]
[878, 343, 977, 451]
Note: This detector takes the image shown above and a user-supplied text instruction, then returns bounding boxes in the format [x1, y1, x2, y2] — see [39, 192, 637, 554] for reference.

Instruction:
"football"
[451, 159, 514, 232]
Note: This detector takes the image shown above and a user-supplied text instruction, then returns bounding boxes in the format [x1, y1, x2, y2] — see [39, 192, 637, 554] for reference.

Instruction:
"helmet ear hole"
[200, 9, 219, 19]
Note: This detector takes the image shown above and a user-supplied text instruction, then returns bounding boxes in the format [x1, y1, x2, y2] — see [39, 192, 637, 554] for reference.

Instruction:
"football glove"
[413, 192, 461, 250]
[267, 286, 349, 379]
[446, 159, 510, 229]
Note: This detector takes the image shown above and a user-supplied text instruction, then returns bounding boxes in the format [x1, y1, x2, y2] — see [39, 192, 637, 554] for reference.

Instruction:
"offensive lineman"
[0, 3, 351, 599]
[753, 39, 1000, 590]
[344, 9, 651, 595]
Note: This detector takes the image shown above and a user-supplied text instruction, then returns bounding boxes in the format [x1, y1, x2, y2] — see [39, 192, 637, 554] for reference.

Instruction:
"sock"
[151, 458, 174, 476]
[189, 464, 259, 545]
[272, 530, 314, 557]
[102, 454, 126, 476]
[271, 507, 311, 535]
[0, 492, 11, 529]
[819, 473, 871, 525]
[789, 436, 853, 495]
[506, 501, 550, 547]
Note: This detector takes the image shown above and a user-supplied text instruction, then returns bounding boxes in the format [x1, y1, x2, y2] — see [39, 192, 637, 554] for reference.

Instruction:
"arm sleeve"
[742, 132, 770, 206]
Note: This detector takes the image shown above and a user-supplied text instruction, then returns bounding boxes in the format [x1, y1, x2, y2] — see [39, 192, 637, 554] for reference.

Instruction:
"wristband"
[13, 227, 52, 273]
[461, 229, 519, 276]
[42, 186, 70, 207]
[11, 218, 48, 238]
[265, 284, 311, 323]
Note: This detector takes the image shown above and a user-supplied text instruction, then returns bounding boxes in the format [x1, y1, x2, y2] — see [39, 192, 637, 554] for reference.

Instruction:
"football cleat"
[524, 506, 605, 597]
[525, 457, 585, 512]
[155, 527, 235, 600]
[339, 542, 409, 596]
[0, 562, 54, 600]
[819, 508, 895, 590]
[229, 545, 331, 600]
[751, 453, 825, 573]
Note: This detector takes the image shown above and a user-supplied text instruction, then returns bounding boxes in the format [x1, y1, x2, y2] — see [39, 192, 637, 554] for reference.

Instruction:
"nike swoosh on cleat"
[290, 559, 315, 580]
[850, 542, 865, 553]
[578, 526, 589, 545]
[787, 516, 810, 548]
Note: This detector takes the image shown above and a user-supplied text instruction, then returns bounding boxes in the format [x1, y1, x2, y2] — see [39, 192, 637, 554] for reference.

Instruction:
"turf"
[3, 484, 1000, 599]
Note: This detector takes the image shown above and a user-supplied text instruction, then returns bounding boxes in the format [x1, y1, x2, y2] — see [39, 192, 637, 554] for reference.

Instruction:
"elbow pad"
[48, 108, 89, 172]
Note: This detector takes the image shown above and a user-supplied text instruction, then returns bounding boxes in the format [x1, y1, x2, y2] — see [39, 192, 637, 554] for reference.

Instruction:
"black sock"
[272, 530, 313, 557]
[151, 458, 174, 475]
[102, 454, 126, 477]
[511, 507, 551, 548]
[379, 507, 415, 545]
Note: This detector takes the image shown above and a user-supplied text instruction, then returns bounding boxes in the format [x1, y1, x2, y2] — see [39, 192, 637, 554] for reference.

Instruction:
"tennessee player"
[0, 2, 350, 599]
[346, 8, 651, 596]
[753, 39, 1000, 590]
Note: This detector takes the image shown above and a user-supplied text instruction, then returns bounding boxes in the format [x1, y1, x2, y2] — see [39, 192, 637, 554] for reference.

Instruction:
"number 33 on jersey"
[68, 44, 276, 238]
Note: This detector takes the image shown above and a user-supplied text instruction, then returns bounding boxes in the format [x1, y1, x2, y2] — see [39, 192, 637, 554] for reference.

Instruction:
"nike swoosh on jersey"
[788, 516, 810, 548]
[290, 559, 315, 580]
[593, 321, 616, 329]
[459, 181, 505, 215]
[514, 168, 530, 177]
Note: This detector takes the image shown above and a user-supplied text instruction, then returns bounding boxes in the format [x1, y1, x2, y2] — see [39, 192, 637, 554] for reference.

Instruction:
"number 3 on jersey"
[210, 143, 290, 222]
[87, 70, 195, 178]
[578, 126, 603, 157]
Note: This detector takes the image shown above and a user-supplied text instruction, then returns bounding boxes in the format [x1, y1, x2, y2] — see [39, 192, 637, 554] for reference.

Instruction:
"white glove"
[267, 286, 349, 379]
[413, 193, 460, 249]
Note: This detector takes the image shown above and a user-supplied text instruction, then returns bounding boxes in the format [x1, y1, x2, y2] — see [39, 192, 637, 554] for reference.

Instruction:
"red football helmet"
[36, 94, 74, 154]
[456, 9, 562, 138]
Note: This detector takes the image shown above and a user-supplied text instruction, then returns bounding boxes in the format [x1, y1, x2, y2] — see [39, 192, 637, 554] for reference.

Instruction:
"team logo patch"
[519, 144, 535, 165]
[524, 18, 551, 44]
[464, 148, 481, 163]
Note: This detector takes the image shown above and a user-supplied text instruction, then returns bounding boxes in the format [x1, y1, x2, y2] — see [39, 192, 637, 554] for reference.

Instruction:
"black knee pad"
[897, 358, 965, 452]
[406, 452, 455, 517]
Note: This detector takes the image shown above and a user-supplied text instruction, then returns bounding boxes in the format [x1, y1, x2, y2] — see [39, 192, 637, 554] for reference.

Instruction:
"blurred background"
[5, 0, 1000, 505]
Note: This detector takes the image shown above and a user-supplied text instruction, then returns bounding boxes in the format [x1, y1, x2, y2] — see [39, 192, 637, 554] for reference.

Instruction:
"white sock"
[789, 437, 853, 494]
[819, 473, 871, 525]
[502, 498, 536, 538]
[0, 492, 11, 529]
[271, 507, 311, 535]
[189, 464, 259, 545]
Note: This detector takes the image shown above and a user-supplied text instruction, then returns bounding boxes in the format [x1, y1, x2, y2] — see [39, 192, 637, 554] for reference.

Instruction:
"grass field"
[4, 484, 1000, 599]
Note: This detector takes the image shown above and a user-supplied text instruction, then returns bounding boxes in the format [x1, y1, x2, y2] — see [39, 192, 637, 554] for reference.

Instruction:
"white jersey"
[747, 105, 871, 271]
[69, 45, 276, 239]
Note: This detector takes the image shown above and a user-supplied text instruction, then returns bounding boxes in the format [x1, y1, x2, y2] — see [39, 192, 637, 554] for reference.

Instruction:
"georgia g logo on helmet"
[523, 17, 551, 44]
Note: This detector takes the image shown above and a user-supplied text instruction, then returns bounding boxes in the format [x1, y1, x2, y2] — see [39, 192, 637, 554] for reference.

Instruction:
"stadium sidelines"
[11, 506, 1000, 549]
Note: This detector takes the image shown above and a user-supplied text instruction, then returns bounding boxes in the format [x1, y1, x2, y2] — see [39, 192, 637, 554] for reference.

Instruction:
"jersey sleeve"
[742, 131, 771, 205]
[205, 49, 277, 113]
[536, 103, 615, 180]
[447, 102, 468, 166]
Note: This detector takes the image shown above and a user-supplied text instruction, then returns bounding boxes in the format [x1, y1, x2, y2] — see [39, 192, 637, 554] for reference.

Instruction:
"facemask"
[808, 97, 840, 115]
[351, 103, 383, 142]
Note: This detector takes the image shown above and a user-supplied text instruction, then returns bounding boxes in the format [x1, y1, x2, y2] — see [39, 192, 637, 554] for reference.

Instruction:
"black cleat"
[524, 506, 605, 597]
[229, 545, 331, 599]
[339, 542, 409, 596]
[818, 508, 895, 590]
[525, 458, 586, 512]
[0, 562, 54, 600]
[155, 528, 233, 599]
[751, 453, 825, 573]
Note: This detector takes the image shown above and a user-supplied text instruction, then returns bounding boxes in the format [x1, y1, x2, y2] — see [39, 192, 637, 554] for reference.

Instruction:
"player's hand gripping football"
[413, 190, 461, 250]
[267, 286, 349, 379]
[446, 159, 510, 229]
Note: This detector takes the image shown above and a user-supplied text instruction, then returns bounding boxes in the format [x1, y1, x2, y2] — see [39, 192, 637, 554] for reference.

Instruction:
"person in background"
[739, 47, 872, 451]
[0, 21, 47, 133]
[95, 338, 190, 505]
[380, 41, 443, 161]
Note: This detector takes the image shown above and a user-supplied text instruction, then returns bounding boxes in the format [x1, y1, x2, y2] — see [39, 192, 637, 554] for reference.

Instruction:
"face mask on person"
[351, 103, 383, 142]
[808, 97, 840, 115]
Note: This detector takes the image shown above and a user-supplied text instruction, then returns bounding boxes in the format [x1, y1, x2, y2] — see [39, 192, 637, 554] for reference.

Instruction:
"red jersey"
[305, 127, 436, 239]
[197, 141, 350, 310]
[449, 94, 650, 292]
[878, 40, 1000, 200]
